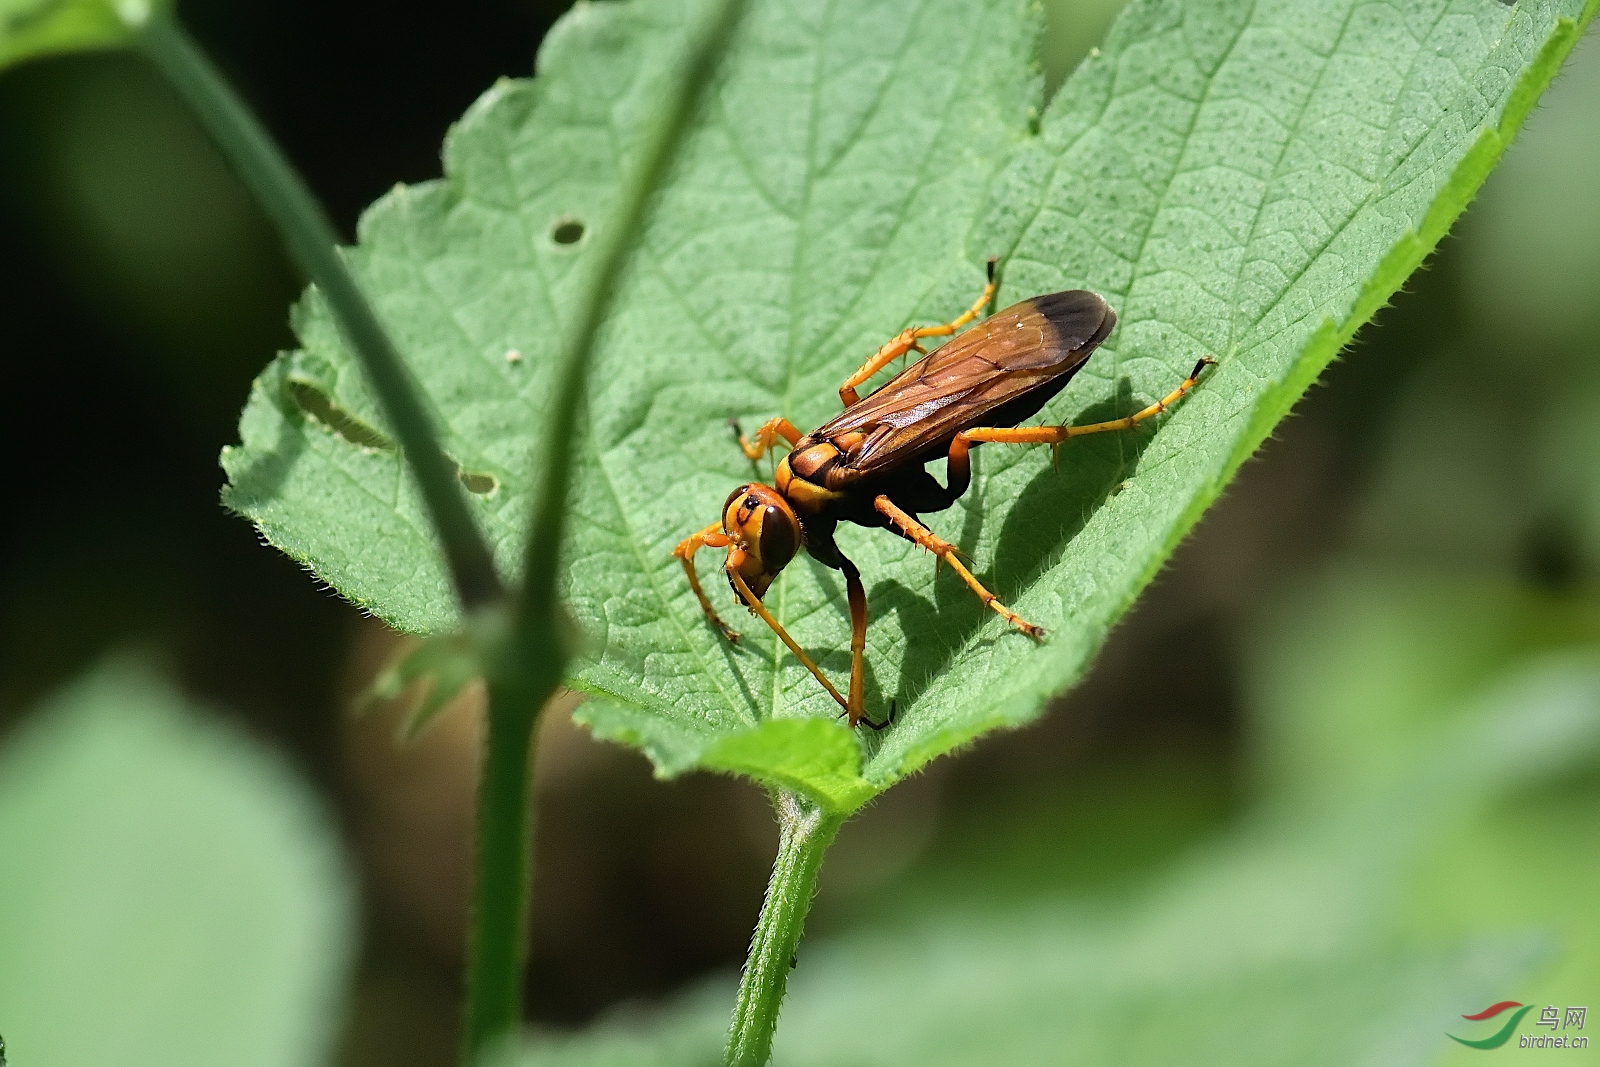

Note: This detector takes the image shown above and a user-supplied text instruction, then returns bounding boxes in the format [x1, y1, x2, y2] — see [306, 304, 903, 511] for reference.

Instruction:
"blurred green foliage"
[0, 661, 353, 1067]
[510, 654, 1600, 1066]
[0, 53, 291, 425]
[0, 0, 168, 72]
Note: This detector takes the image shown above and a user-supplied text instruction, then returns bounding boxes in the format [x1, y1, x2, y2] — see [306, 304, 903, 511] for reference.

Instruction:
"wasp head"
[722, 483, 801, 601]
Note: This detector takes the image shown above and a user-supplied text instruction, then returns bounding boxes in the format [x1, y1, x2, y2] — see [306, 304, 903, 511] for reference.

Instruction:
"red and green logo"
[1449, 1002, 1535, 1049]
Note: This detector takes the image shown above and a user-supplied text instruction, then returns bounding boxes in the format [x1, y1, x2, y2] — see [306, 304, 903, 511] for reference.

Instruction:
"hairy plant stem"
[514, 0, 747, 633]
[480, 0, 749, 1059]
[463, 661, 544, 1060]
[726, 793, 845, 1067]
[137, 11, 502, 610]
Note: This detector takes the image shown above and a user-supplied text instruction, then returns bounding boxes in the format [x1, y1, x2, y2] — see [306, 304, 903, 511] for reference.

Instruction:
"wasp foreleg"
[725, 562, 854, 718]
[673, 523, 740, 642]
[730, 416, 802, 462]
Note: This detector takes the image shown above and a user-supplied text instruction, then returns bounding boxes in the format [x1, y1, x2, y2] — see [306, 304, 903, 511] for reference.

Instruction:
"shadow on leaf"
[878, 377, 1158, 715]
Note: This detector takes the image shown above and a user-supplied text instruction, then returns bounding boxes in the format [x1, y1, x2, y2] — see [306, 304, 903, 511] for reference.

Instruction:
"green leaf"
[368, 628, 486, 739]
[1242, 571, 1600, 1055]
[505, 653, 1600, 1067]
[0, 0, 167, 71]
[0, 660, 354, 1067]
[365, 605, 515, 740]
[1245, 568, 1600, 798]
[223, 0, 1600, 812]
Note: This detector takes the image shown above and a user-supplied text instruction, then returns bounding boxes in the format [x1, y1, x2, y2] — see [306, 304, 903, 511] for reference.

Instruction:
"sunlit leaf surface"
[225, 0, 1599, 810]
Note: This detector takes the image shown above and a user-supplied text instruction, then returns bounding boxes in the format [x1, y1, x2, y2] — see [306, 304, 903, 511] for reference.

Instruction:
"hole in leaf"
[456, 467, 497, 495]
[550, 217, 585, 245]
[442, 453, 497, 495]
[287, 378, 496, 493]
[286, 379, 395, 452]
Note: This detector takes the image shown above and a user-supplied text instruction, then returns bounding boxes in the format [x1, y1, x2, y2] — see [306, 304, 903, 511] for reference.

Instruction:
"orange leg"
[725, 561, 854, 718]
[840, 558, 868, 727]
[950, 357, 1215, 467]
[836, 562, 890, 730]
[839, 258, 998, 406]
[873, 495, 1044, 639]
[731, 416, 803, 462]
[673, 523, 739, 642]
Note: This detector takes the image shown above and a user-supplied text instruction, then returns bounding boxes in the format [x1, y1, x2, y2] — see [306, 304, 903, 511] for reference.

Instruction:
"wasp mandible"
[675, 260, 1214, 727]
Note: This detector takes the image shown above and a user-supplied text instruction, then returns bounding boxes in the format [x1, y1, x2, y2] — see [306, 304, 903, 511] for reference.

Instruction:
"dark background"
[2, 3, 1594, 1064]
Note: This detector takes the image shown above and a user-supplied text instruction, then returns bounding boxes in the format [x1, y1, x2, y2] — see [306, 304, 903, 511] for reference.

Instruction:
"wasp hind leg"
[952, 358, 1216, 459]
[872, 494, 1044, 639]
[839, 258, 998, 406]
[854, 700, 895, 731]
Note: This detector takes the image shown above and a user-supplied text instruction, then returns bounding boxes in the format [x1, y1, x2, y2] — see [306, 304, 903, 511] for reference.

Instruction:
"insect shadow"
[709, 615, 763, 714]
[872, 376, 1153, 713]
[801, 553, 890, 712]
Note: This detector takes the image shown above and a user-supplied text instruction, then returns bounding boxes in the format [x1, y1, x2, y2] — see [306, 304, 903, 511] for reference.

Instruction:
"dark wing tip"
[1030, 289, 1116, 352]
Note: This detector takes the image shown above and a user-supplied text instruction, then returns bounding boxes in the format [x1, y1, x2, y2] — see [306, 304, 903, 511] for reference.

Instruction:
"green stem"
[516, 0, 748, 631]
[140, 3, 753, 1062]
[726, 794, 844, 1067]
[463, 667, 542, 1060]
[137, 10, 502, 610]
[463, 0, 749, 1059]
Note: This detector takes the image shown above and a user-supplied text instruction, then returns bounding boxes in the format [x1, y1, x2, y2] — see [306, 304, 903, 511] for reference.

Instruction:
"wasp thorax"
[787, 441, 841, 482]
[722, 483, 801, 581]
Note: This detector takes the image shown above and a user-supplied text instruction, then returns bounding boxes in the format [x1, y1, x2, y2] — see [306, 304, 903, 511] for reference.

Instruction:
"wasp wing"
[815, 290, 1115, 478]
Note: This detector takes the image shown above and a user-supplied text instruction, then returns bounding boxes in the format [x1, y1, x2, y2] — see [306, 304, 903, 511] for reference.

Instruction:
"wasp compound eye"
[758, 504, 799, 571]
